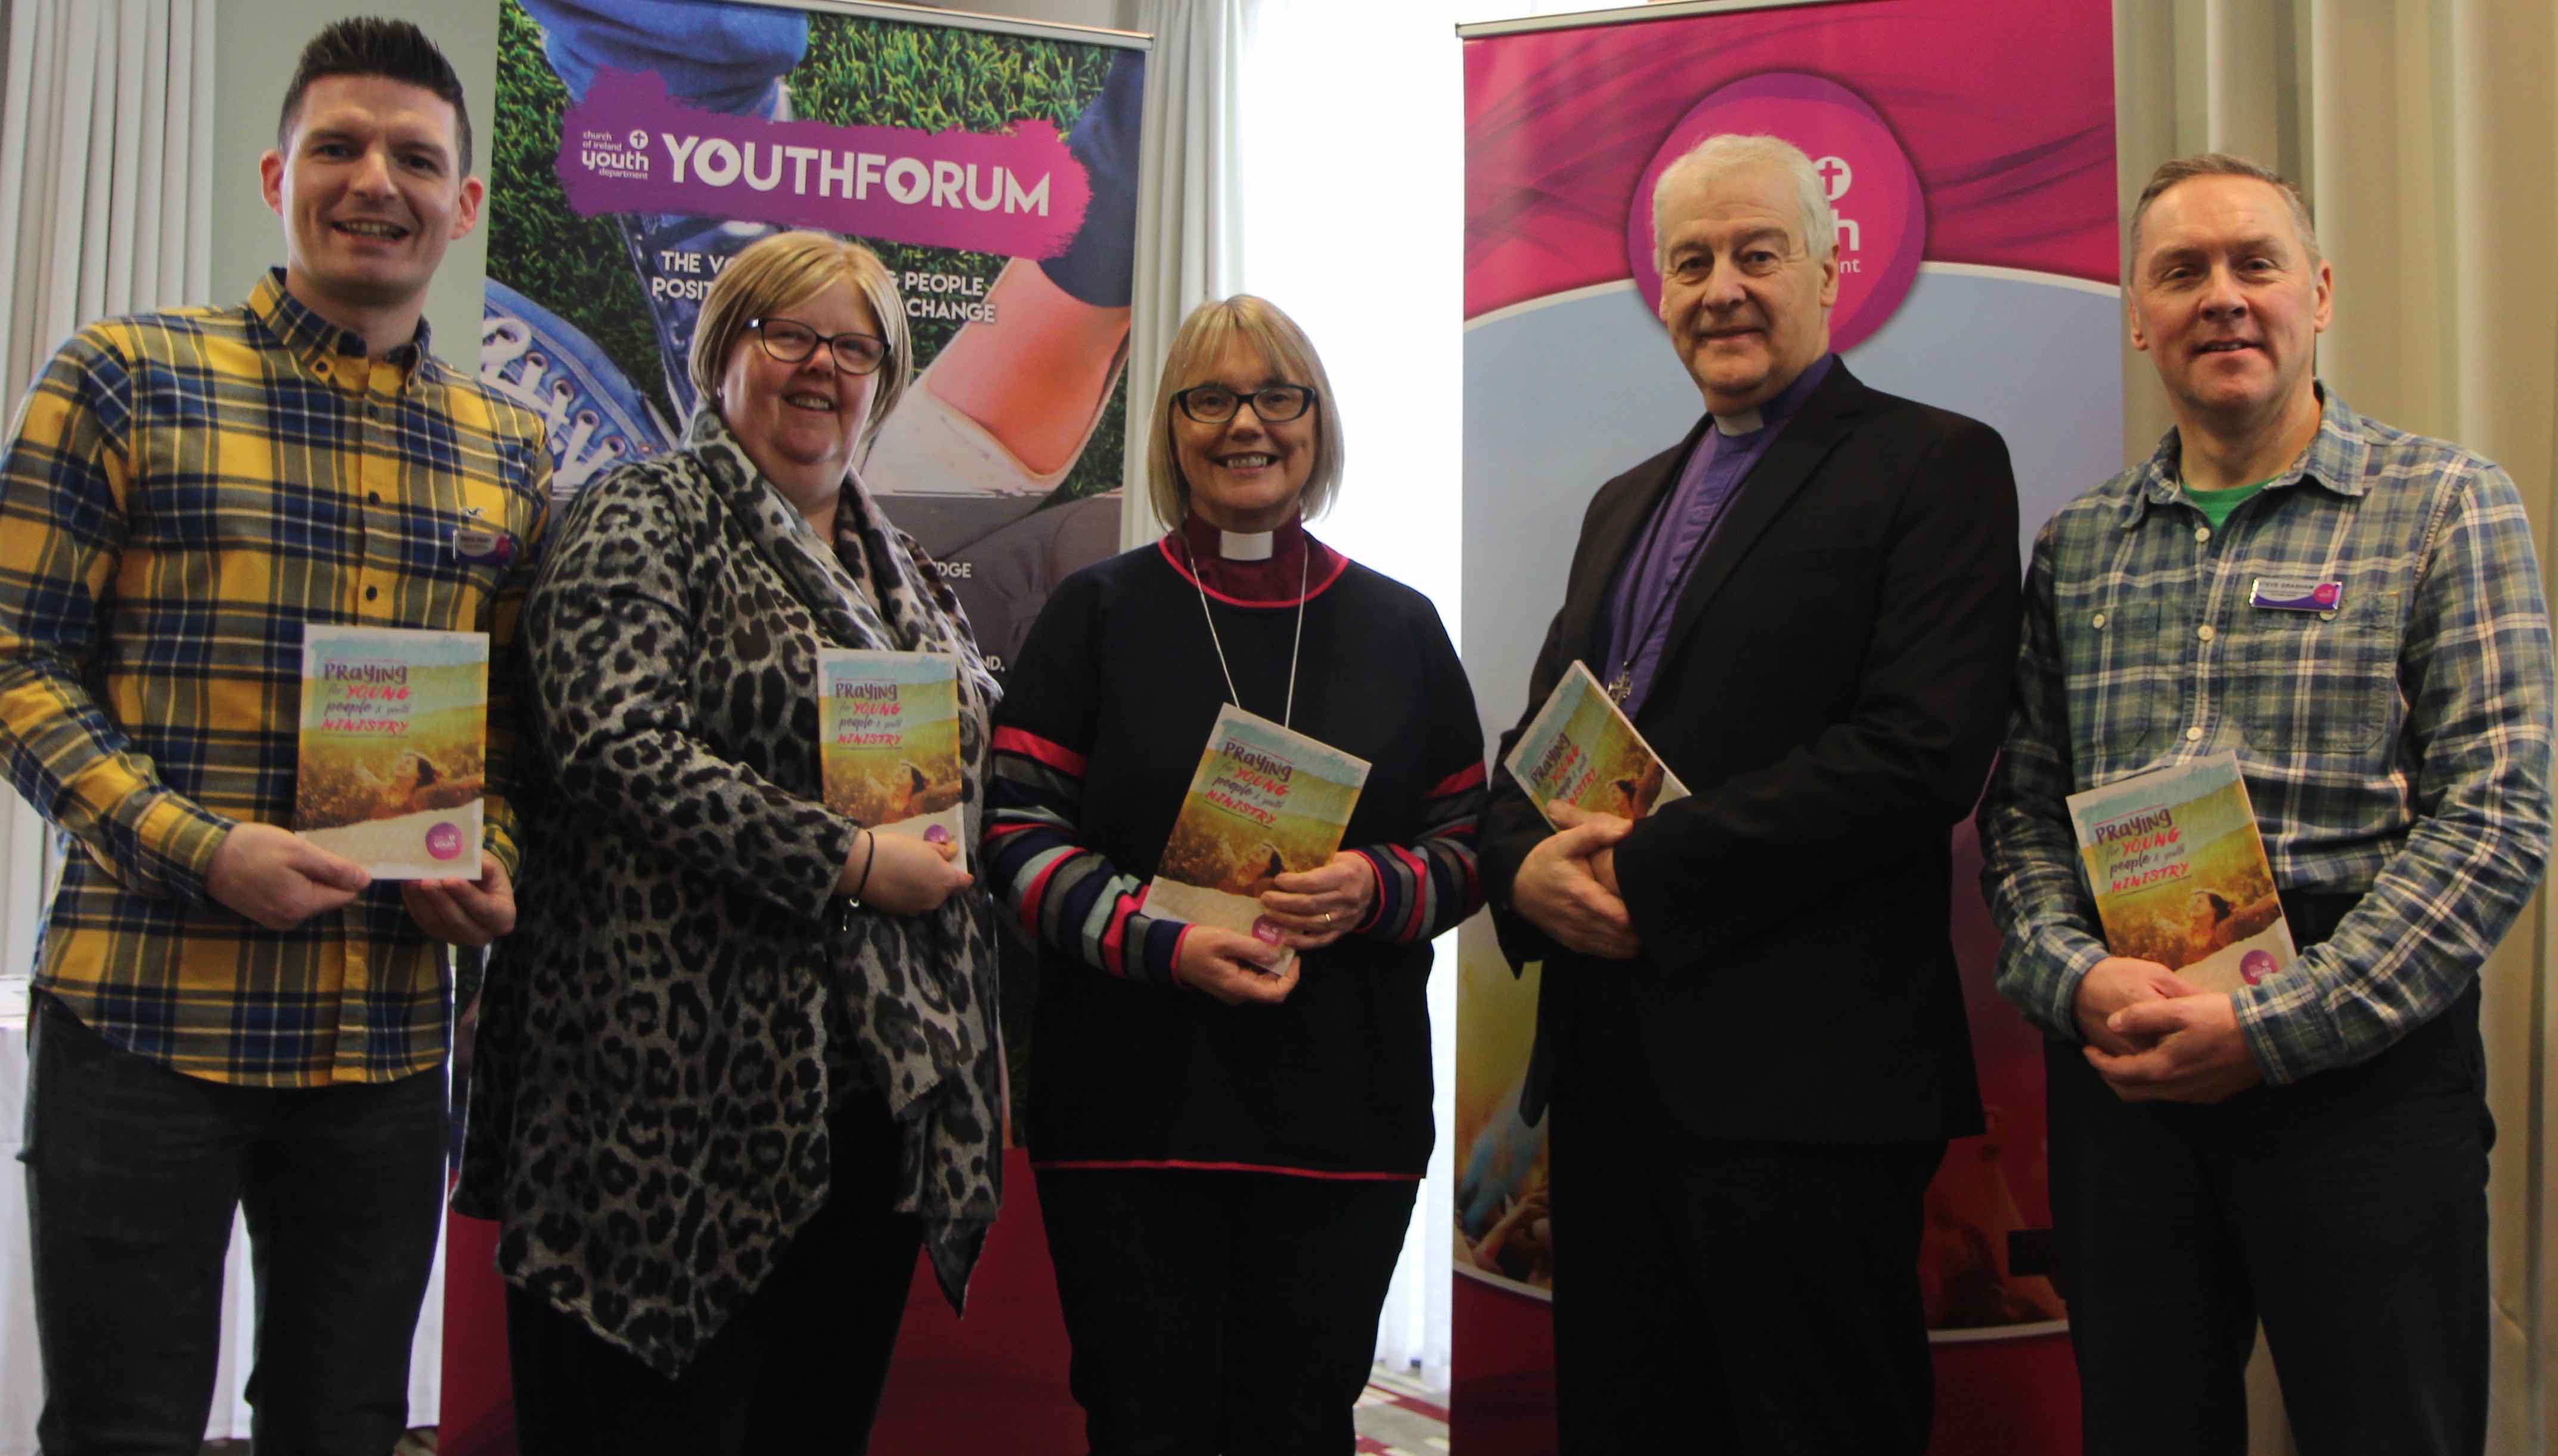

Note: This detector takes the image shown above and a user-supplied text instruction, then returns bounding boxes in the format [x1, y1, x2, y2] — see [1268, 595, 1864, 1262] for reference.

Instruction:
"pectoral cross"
[1607, 668, 1633, 704]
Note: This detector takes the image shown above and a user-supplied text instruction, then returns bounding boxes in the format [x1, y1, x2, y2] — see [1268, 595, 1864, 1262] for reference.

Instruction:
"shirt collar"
[2117, 382, 2372, 526]
[1711, 352, 1835, 438]
[247, 268, 434, 386]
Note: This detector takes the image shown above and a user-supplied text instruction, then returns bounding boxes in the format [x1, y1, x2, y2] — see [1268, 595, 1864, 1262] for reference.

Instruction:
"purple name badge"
[2249, 576, 2342, 613]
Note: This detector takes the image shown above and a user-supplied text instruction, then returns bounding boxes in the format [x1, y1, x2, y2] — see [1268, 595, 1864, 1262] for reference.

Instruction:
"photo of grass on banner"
[482, 0, 1143, 679]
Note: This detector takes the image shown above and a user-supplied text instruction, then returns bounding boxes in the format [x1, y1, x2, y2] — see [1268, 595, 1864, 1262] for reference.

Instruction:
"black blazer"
[1480, 360, 2020, 1144]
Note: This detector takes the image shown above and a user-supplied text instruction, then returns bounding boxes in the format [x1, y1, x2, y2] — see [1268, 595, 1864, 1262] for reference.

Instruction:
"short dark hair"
[2127, 153, 2318, 282]
[277, 18, 473, 176]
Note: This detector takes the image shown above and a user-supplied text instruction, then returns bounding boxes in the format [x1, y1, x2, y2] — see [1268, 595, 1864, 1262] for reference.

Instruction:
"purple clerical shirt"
[1600, 353, 1835, 717]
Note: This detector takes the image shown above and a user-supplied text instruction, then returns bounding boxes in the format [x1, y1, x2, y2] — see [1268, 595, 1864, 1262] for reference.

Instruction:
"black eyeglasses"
[746, 317, 890, 375]
[1173, 383, 1319, 424]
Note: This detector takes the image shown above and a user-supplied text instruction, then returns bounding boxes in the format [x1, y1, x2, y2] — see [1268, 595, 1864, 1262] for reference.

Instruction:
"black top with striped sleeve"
[986, 518, 1486, 1177]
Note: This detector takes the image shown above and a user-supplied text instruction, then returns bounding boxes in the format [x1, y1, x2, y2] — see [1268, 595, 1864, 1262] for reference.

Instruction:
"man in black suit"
[1479, 132, 2020, 1453]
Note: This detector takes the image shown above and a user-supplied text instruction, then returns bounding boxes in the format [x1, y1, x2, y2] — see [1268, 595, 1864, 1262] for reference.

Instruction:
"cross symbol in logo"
[1816, 155, 1853, 201]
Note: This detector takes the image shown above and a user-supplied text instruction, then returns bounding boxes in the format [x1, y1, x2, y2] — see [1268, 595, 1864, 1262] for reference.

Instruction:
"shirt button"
[2197, 624, 2216, 642]
[368, 491, 382, 503]
[2194, 526, 2211, 543]
[2091, 611, 2108, 629]
[2186, 725, 2206, 742]
[365, 586, 379, 601]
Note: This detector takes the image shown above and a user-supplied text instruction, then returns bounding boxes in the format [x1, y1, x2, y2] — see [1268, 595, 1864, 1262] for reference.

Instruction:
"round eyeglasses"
[746, 317, 890, 375]
[1172, 383, 1319, 424]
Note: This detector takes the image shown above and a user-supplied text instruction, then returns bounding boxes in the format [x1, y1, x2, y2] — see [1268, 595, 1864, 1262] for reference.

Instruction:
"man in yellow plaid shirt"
[0, 19, 548, 1450]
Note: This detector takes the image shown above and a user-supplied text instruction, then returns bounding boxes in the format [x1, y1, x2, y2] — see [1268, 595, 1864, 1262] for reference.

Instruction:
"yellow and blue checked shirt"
[0, 271, 550, 1086]
[1982, 388, 2554, 1085]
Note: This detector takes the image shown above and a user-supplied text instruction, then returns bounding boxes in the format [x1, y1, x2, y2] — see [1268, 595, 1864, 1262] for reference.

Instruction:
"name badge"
[451, 519, 517, 567]
[2249, 576, 2341, 612]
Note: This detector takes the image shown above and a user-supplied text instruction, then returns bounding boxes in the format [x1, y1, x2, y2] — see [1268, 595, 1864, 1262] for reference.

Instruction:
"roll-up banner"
[1455, 1, 2116, 1449]
[446, 4, 1143, 1449]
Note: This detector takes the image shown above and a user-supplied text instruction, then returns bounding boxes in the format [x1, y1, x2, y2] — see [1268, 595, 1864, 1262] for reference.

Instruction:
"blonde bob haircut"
[688, 230, 913, 453]
[1146, 295, 1345, 532]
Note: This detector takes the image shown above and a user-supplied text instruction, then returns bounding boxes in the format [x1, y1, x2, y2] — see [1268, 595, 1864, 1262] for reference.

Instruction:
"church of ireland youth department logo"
[578, 126, 653, 181]
[1626, 72, 1926, 354]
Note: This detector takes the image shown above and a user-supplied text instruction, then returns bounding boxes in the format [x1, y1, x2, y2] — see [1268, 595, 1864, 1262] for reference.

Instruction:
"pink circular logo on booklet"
[923, 824, 952, 845]
[2240, 949, 2276, 986]
[1250, 917, 1285, 946]
[1627, 72, 1927, 354]
[424, 821, 464, 862]
[2312, 582, 2340, 607]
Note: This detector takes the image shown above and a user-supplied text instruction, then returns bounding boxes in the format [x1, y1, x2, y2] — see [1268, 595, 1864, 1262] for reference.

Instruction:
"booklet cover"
[296, 626, 489, 878]
[2066, 750, 2296, 994]
[1145, 704, 1372, 960]
[1500, 660, 1691, 830]
[819, 648, 969, 871]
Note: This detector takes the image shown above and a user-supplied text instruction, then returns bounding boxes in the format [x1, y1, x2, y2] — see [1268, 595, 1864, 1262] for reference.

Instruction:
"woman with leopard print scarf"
[455, 231, 1004, 1453]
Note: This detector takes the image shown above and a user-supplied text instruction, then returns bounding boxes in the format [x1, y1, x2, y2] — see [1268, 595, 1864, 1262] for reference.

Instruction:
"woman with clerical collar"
[985, 295, 1487, 1453]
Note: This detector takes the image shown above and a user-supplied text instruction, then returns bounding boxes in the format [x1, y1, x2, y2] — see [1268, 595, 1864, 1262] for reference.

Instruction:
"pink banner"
[1465, 0, 2116, 320]
[559, 69, 1093, 259]
[1460, 1, 2118, 1451]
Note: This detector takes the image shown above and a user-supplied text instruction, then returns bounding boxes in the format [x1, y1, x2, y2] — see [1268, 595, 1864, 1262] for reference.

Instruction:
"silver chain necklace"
[1183, 528, 1310, 729]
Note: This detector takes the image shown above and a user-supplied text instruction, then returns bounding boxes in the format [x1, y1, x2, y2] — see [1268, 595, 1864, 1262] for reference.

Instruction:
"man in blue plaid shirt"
[1982, 153, 2553, 1456]
[0, 20, 544, 1451]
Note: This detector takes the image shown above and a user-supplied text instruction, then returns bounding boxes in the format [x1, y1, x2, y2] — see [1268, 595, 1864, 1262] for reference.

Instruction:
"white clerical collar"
[1219, 529, 1275, 561]
[1712, 408, 1766, 437]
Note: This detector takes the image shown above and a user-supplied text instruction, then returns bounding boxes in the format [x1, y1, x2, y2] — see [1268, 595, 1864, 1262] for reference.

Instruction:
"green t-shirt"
[2182, 477, 2277, 531]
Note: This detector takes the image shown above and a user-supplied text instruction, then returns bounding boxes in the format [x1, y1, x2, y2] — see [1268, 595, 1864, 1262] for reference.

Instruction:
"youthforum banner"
[1455, 1, 2117, 1449]
[478, 0, 1143, 681]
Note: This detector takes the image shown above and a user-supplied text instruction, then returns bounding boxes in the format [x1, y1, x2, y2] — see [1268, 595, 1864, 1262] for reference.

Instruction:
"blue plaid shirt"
[1981, 387, 2554, 1084]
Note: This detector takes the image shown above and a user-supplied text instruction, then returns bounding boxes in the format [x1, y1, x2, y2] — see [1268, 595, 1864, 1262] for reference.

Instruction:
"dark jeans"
[2048, 893, 2492, 1456]
[504, 1095, 922, 1455]
[1035, 1166, 1419, 1456]
[20, 989, 447, 1455]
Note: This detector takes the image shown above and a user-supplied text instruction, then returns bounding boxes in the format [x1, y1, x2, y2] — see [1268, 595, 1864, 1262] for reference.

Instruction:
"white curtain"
[0, 0, 214, 1009]
[2115, 2, 2558, 1449]
[1120, 0, 1251, 545]
[0, 5, 215, 1451]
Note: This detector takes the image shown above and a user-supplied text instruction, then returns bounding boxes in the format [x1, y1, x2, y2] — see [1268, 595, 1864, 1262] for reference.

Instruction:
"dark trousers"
[1547, 1072, 1946, 1455]
[504, 1095, 922, 1455]
[20, 989, 447, 1456]
[1035, 1166, 1419, 1456]
[2047, 975, 2491, 1456]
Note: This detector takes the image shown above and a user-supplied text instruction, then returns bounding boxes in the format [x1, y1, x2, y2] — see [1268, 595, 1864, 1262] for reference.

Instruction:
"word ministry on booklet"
[2067, 750, 2295, 993]
[1146, 703, 1371, 966]
[297, 626, 488, 878]
[1502, 660, 1689, 830]
[820, 648, 970, 871]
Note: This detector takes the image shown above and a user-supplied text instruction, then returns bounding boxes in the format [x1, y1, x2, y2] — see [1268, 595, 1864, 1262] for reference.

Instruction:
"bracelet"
[849, 830, 878, 905]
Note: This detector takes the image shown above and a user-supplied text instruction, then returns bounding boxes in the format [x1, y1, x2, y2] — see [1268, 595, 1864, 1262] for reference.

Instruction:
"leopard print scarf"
[690, 409, 1004, 1311]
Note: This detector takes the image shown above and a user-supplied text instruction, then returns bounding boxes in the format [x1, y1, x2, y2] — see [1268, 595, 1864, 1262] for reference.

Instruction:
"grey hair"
[2126, 153, 2320, 282]
[1650, 133, 1837, 268]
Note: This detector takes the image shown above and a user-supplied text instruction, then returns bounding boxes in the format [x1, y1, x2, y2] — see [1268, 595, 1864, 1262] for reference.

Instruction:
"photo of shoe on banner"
[480, 0, 1143, 681]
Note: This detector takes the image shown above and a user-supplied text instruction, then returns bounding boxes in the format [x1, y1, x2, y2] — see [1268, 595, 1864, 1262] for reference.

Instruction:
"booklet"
[2066, 751, 2296, 993]
[819, 648, 969, 871]
[1500, 660, 1691, 830]
[296, 626, 489, 878]
[1145, 703, 1372, 963]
